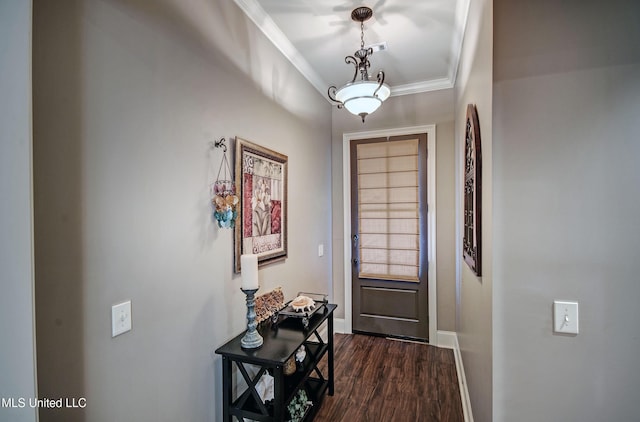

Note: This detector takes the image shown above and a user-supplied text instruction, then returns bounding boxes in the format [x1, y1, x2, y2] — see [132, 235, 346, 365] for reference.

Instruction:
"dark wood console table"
[215, 303, 336, 421]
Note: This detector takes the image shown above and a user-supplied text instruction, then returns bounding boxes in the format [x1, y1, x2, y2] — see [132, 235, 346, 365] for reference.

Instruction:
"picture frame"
[463, 104, 482, 276]
[234, 137, 288, 273]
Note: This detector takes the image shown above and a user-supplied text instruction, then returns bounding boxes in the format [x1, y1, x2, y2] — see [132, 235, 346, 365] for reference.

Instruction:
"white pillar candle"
[241, 254, 259, 290]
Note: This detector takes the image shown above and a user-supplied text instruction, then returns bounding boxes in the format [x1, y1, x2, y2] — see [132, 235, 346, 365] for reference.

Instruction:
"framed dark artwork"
[234, 137, 288, 273]
[463, 104, 482, 276]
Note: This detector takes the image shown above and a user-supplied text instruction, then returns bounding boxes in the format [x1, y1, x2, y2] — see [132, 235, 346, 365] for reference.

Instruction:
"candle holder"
[240, 288, 263, 349]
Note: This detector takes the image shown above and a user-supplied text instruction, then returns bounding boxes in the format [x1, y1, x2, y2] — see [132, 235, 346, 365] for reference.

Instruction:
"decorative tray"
[273, 292, 328, 329]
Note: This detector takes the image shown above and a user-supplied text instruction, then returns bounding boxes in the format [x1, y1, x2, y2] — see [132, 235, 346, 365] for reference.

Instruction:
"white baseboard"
[436, 330, 458, 349]
[334, 318, 346, 334]
[437, 330, 473, 422]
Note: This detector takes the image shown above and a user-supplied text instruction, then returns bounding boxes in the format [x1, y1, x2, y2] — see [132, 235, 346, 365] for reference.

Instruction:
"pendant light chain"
[360, 20, 365, 49]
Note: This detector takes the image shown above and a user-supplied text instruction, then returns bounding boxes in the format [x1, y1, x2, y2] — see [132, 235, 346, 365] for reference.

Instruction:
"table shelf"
[216, 304, 336, 422]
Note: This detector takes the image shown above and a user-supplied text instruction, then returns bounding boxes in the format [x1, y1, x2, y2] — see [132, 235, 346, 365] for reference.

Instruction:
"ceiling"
[233, 0, 470, 100]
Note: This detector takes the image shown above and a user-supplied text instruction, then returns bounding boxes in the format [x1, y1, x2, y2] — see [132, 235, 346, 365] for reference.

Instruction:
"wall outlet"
[112, 300, 132, 337]
[553, 300, 578, 334]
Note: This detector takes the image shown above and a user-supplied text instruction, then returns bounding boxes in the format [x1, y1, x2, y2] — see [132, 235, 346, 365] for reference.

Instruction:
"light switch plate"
[112, 300, 132, 337]
[318, 244, 324, 257]
[553, 300, 578, 334]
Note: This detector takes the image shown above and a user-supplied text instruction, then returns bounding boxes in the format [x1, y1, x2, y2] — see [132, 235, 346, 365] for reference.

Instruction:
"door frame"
[342, 124, 437, 343]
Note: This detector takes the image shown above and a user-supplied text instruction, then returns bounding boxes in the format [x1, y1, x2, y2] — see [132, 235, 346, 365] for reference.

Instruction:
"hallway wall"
[0, 1, 38, 421]
[492, 0, 640, 420]
[32, 0, 331, 420]
[453, 0, 493, 420]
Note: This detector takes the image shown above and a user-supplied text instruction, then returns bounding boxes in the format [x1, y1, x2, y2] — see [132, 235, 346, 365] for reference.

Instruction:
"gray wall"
[0, 1, 38, 422]
[32, 0, 331, 420]
[330, 89, 457, 331]
[493, 0, 640, 421]
[453, 0, 493, 420]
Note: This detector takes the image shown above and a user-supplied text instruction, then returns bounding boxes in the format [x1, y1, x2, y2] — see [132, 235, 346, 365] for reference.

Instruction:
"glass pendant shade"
[336, 81, 391, 116]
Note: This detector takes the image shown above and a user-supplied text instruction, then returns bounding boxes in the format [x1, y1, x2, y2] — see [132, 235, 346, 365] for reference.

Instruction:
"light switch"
[112, 300, 132, 337]
[318, 244, 324, 257]
[553, 300, 578, 334]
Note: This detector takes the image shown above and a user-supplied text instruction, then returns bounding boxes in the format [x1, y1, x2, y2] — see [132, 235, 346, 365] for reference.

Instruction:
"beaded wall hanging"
[211, 138, 239, 229]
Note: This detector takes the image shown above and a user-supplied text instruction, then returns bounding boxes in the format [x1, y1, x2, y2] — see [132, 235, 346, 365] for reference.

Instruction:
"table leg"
[222, 356, 232, 421]
[273, 365, 284, 421]
[328, 313, 334, 396]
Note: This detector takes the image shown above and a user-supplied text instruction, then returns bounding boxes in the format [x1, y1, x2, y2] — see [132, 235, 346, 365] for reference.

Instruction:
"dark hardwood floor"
[315, 333, 464, 422]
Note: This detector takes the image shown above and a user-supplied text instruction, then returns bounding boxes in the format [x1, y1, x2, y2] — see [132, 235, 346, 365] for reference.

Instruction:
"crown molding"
[233, 0, 327, 96]
[390, 78, 454, 96]
[234, 0, 469, 101]
[449, 0, 472, 86]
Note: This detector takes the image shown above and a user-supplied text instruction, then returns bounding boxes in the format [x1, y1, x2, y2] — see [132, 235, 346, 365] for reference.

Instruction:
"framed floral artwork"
[234, 137, 288, 273]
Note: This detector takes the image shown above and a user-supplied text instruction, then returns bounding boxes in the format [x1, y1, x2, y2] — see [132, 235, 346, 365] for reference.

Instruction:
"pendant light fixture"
[328, 6, 390, 123]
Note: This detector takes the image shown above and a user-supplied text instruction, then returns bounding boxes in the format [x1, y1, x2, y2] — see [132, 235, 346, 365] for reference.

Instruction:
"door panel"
[351, 134, 428, 341]
[360, 287, 419, 320]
